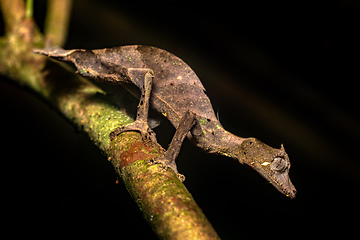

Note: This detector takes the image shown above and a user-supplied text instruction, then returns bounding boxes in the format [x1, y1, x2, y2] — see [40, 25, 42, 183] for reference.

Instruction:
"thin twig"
[0, 0, 26, 32]
[45, 0, 72, 47]
[25, 0, 33, 19]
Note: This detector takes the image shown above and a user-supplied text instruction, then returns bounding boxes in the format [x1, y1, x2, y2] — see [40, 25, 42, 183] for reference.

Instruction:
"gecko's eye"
[271, 157, 287, 172]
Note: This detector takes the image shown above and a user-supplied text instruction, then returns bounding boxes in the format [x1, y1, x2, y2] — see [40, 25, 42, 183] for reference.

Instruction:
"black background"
[2, 0, 359, 238]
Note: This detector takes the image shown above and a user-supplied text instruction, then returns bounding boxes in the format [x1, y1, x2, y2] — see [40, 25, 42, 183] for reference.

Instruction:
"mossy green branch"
[0, 1, 220, 239]
[25, 57, 219, 239]
[25, 0, 33, 19]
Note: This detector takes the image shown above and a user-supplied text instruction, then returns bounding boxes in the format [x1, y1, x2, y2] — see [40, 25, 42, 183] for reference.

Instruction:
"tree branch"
[45, 0, 72, 46]
[0, 0, 26, 32]
[25, 0, 33, 19]
[0, 1, 220, 239]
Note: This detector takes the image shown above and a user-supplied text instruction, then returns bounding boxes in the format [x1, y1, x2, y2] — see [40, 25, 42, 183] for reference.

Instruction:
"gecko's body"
[96, 46, 237, 154]
[34, 45, 296, 198]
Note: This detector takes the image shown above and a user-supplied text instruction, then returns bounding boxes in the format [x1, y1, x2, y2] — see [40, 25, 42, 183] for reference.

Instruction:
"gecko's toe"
[147, 156, 185, 182]
[110, 120, 158, 144]
[176, 173, 185, 182]
[109, 126, 125, 141]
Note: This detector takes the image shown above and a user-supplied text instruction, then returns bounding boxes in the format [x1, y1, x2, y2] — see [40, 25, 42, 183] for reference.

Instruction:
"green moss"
[79, 68, 87, 74]
[199, 117, 207, 125]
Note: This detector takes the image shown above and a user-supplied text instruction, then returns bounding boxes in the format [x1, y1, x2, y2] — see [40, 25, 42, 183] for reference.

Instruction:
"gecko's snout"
[238, 138, 297, 198]
[267, 152, 297, 199]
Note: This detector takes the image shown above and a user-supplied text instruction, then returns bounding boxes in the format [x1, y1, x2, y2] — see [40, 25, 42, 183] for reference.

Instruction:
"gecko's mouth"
[244, 160, 297, 199]
[263, 171, 297, 199]
[272, 177, 297, 199]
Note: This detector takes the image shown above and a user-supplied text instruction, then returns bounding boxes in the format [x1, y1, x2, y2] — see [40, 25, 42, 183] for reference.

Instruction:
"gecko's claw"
[110, 120, 158, 144]
[148, 156, 185, 182]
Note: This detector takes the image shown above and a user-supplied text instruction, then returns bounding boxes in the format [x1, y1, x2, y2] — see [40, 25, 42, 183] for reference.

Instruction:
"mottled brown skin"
[33, 45, 296, 198]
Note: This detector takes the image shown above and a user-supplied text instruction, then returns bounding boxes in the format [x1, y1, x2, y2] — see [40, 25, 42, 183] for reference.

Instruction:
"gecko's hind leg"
[148, 111, 197, 182]
[110, 69, 157, 144]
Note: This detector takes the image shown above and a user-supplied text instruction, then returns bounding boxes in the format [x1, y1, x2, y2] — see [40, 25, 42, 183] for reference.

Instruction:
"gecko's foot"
[148, 156, 185, 182]
[110, 120, 158, 144]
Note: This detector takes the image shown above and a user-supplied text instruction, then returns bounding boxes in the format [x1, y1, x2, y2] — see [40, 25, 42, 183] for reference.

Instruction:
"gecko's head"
[237, 138, 297, 199]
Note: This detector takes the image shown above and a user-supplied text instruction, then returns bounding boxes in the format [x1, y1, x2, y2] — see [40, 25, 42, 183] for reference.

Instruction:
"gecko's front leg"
[110, 69, 157, 144]
[148, 111, 197, 181]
